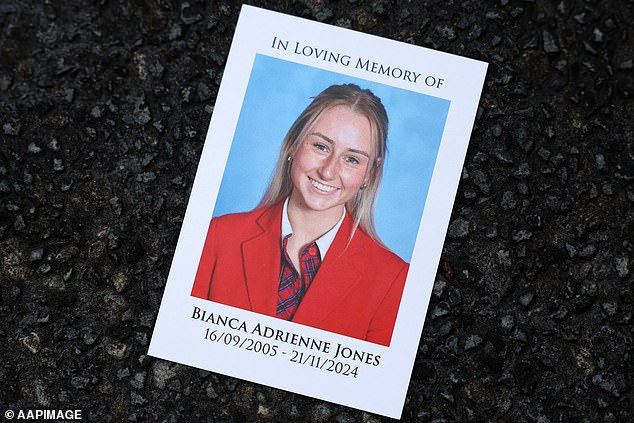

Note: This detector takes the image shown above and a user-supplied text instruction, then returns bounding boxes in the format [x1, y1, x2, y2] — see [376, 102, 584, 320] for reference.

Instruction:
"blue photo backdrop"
[212, 54, 450, 262]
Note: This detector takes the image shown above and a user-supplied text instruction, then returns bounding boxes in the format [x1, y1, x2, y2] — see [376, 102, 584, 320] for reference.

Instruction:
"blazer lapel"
[292, 213, 365, 326]
[241, 203, 284, 316]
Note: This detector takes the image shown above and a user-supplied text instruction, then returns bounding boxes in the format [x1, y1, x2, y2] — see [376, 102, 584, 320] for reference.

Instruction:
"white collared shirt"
[281, 198, 345, 258]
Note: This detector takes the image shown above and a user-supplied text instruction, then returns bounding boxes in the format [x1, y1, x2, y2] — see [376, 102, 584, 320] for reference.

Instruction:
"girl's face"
[290, 105, 374, 216]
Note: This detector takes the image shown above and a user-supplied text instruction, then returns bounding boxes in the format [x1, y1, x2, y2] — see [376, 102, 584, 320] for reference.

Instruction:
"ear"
[375, 157, 383, 168]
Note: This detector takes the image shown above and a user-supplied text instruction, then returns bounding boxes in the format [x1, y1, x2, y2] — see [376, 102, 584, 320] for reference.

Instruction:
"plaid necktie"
[276, 235, 322, 320]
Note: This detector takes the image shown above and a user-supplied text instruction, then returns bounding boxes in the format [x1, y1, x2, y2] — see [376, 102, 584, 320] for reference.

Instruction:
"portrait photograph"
[191, 54, 450, 346]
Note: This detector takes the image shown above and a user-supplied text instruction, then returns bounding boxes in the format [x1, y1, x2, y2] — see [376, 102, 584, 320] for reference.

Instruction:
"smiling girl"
[191, 84, 408, 346]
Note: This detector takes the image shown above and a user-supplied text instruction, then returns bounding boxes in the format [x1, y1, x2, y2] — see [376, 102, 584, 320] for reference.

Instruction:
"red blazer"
[191, 202, 408, 346]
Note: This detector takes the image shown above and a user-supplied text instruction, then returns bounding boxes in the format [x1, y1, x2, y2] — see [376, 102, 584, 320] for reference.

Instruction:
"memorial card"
[149, 5, 487, 418]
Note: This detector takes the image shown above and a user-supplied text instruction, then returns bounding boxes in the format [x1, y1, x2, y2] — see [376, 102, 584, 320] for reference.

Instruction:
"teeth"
[309, 177, 337, 192]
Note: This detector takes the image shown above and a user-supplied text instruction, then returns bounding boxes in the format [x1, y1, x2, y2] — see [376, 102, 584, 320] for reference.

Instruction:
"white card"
[149, 5, 487, 418]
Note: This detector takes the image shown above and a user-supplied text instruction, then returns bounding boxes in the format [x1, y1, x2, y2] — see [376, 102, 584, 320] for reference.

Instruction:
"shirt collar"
[281, 198, 345, 258]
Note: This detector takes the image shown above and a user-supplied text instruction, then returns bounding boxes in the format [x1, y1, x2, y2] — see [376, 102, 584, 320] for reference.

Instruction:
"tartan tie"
[276, 235, 322, 320]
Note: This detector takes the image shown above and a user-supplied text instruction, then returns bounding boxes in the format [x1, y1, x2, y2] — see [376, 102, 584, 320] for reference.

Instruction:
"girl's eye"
[345, 156, 360, 165]
[314, 143, 328, 152]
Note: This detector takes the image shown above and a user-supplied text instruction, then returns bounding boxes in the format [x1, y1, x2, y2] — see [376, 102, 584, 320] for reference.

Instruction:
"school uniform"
[191, 201, 408, 346]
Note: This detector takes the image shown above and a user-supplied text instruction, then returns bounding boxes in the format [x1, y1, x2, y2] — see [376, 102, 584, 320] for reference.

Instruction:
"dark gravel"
[1, 1, 633, 422]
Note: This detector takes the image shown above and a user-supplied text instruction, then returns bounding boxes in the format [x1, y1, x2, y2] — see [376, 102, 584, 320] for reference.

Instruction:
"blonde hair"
[258, 84, 388, 242]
